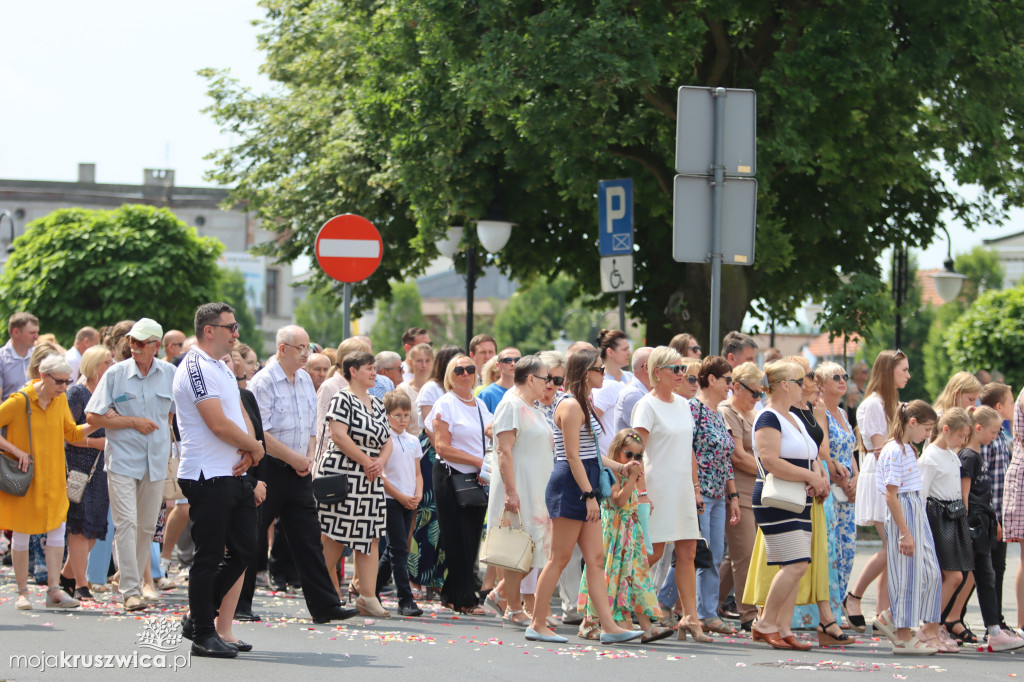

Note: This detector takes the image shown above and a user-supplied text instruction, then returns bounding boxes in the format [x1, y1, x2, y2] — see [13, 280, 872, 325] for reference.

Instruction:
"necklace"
[796, 404, 818, 428]
[455, 392, 476, 405]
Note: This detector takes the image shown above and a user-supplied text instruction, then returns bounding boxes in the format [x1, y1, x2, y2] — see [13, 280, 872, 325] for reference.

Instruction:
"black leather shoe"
[191, 634, 238, 658]
[181, 615, 194, 641]
[226, 639, 253, 652]
[234, 610, 262, 622]
[312, 605, 359, 623]
[398, 603, 424, 617]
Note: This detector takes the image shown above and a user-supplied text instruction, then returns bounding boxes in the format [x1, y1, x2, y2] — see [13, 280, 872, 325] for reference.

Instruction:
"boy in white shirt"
[376, 391, 424, 617]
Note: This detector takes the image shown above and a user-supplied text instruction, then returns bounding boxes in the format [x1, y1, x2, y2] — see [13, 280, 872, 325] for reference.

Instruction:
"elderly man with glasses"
[85, 318, 177, 613]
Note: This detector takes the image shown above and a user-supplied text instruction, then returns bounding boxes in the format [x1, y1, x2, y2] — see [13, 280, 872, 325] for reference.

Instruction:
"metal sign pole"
[618, 292, 626, 331]
[343, 282, 352, 340]
[709, 87, 726, 356]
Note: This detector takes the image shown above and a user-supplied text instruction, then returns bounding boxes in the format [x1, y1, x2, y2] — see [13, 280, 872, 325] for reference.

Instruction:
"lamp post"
[437, 219, 513, 351]
[892, 243, 908, 349]
[930, 226, 967, 303]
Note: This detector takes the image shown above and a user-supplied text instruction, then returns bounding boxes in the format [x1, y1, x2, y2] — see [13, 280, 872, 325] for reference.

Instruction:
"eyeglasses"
[588, 365, 605, 374]
[453, 365, 477, 376]
[498, 357, 521, 365]
[209, 322, 240, 333]
[659, 364, 685, 374]
[549, 376, 565, 387]
[620, 450, 644, 461]
[533, 374, 552, 383]
[45, 374, 73, 386]
[690, 345, 702, 354]
[388, 413, 411, 420]
[283, 342, 313, 356]
[129, 338, 159, 347]
[737, 381, 765, 399]
[831, 373, 849, 383]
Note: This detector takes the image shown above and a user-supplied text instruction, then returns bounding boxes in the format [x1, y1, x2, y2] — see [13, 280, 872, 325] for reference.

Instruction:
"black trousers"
[179, 475, 257, 638]
[377, 499, 414, 606]
[237, 463, 341, 619]
[992, 540, 1007, 624]
[432, 460, 485, 611]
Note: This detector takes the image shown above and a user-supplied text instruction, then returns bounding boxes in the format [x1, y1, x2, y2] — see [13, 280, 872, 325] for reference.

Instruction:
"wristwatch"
[727, 492, 740, 500]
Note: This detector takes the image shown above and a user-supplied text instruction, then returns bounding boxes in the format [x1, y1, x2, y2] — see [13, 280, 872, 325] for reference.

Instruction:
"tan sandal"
[702, 617, 738, 635]
[577, 620, 601, 640]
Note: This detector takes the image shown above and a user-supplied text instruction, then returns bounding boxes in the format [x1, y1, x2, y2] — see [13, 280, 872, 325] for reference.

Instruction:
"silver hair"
[537, 350, 566, 370]
[275, 325, 302, 347]
[513, 354, 546, 385]
[375, 351, 402, 370]
[40, 355, 72, 377]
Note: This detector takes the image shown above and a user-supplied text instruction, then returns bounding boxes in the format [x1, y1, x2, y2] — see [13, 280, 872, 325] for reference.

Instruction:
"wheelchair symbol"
[609, 260, 625, 289]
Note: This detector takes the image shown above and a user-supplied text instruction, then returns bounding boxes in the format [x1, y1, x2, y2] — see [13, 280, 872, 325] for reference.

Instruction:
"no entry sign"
[314, 214, 383, 283]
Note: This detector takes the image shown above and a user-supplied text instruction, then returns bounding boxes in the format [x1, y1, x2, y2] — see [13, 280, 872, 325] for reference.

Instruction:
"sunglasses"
[129, 338, 159, 347]
[831, 373, 849, 383]
[549, 376, 565, 387]
[499, 357, 521, 365]
[453, 365, 477, 376]
[786, 378, 805, 388]
[805, 373, 815, 381]
[659, 364, 685, 374]
[210, 322, 240, 333]
[690, 345, 702, 354]
[45, 374, 73, 386]
[893, 348, 906, 360]
[620, 450, 644, 461]
[738, 381, 765, 399]
[588, 365, 605, 374]
[684, 374, 698, 385]
[720, 375, 733, 385]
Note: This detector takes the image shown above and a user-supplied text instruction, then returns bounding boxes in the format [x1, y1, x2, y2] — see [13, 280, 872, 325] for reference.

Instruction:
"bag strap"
[475, 403, 486, 459]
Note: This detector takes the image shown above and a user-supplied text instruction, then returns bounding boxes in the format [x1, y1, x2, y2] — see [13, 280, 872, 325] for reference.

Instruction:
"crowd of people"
[3, 309, 1024, 659]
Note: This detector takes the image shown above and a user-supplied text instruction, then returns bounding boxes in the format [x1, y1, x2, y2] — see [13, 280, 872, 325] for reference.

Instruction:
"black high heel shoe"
[842, 592, 866, 633]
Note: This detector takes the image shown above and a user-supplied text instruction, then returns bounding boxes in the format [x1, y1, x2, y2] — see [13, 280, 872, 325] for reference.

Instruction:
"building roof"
[806, 332, 862, 359]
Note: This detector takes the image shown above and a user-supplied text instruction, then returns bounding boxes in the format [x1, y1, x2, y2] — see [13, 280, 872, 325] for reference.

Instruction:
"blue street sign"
[598, 179, 633, 256]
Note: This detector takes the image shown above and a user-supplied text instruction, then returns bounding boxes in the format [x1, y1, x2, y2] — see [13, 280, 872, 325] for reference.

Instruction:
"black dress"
[791, 403, 825, 452]
[64, 384, 108, 539]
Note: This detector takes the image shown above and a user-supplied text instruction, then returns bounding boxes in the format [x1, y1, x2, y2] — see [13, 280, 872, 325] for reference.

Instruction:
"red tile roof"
[806, 333, 862, 359]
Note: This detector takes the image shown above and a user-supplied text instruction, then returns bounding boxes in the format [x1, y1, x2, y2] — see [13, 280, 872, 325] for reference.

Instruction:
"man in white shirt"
[86, 318, 176, 613]
[172, 302, 264, 658]
[236, 325, 357, 623]
[65, 326, 98, 381]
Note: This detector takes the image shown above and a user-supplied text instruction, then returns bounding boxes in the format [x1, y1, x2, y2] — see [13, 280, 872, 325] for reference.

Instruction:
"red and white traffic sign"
[314, 214, 383, 283]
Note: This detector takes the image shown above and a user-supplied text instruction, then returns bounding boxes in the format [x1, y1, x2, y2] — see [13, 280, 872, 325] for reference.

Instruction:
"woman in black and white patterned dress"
[316, 351, 393, 618]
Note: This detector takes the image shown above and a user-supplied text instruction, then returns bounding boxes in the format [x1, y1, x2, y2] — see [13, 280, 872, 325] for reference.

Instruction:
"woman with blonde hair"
[669, 333, 702, 359]
[58, 345, 114, 601]
[845, 349, 910, 633]
[933, 371, 982, 415]
[473, 355, 501, 397]
[673, 357, 702, 400]
[747, 360, 828, 650]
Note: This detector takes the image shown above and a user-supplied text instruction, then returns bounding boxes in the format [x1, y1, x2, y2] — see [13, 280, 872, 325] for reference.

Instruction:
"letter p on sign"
[606, 186, 626, 233]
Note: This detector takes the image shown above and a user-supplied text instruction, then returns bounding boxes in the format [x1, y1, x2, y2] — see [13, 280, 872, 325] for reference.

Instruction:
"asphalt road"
[1, 543, 1022, 681]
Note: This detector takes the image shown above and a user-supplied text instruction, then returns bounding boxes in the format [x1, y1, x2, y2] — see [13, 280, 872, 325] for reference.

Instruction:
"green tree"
[946, 288, 1024, 391]
[0, 205, 222, 344]
[492, 274, 594, 355]
[215, 268, 263, 353]
[369, 281, 427, 355]
[203, 0, 1024, 346]
[922, 246, 1005, 397]
[295, 284, 348, 349]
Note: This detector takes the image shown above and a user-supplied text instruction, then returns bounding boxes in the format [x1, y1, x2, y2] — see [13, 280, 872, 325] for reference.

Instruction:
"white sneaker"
[15, 594, 32, 610]
[987, 629, 1024, 652]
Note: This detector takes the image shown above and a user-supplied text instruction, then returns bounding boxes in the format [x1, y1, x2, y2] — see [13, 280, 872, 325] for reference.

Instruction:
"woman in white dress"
[630, 346, 707, 642]
[486, 355, 555, 627]
[843, 349, 909, 633]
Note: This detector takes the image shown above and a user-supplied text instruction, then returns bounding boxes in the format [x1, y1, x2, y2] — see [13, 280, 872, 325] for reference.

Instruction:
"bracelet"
[580, 490, 598, 500]
[638, 491, 648, 497]
[899, 533, 910, 542]
[693, 483, 701, 489]
[728, 492, 739, 500]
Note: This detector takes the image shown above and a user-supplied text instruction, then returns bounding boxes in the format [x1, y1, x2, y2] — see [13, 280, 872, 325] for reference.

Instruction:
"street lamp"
[437, 216, 514, 351]
[930, 226, 967, 303]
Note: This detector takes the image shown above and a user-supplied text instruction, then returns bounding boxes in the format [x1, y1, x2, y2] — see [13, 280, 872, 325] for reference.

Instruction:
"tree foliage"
[295, 283, 348, 349]
[215, 268, 263, 353]
[370, 281, 427, 355]
[203, 0, 1024, 346]
[492, 274, 599, 355]
[946, 287, 1024, 391]
[0, 205, 222, 345]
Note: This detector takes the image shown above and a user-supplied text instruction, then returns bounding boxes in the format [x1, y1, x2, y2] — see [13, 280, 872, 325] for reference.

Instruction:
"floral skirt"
[408, 433, 447, 588]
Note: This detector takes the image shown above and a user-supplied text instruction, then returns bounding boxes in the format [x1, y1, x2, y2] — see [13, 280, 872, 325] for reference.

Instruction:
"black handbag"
[311, 421, 349, 505]
[694, 536, 714, 569]
[943, 498, 967, 520]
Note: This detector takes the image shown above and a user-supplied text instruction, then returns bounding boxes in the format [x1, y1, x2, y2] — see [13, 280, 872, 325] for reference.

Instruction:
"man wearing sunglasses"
[86, 318, 177, 614]
[478, 346, 521, 413]
[613, 347, 654, 434]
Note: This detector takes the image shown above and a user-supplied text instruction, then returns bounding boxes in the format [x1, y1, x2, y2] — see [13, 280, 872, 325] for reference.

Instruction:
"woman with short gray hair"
[0, 354, 99, 610]
[485, 354, 555, 626]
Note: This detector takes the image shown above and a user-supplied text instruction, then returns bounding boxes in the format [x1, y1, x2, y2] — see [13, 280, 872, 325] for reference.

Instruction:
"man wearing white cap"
[85, 317, 177, 612]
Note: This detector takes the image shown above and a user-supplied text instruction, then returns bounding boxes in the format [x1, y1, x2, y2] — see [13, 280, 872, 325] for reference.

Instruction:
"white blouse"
[919, 443, 964, 501]
[424, 392, 494, 474]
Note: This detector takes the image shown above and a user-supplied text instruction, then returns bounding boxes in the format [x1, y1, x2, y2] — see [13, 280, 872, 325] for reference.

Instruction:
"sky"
[1, 0, 1021, 276]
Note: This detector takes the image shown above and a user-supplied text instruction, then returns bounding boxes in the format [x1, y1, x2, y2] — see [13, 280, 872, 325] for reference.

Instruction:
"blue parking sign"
[598, 179, 633, 256]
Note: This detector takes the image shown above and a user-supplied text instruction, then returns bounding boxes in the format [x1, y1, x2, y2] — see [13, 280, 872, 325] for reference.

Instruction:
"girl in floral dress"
[577, 429, 673, 643]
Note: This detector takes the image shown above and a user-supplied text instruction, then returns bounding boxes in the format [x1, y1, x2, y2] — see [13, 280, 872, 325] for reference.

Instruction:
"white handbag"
[830, 482, 849, 503]
[755, 454, 807, 514]
[480, 511, 535, 573]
